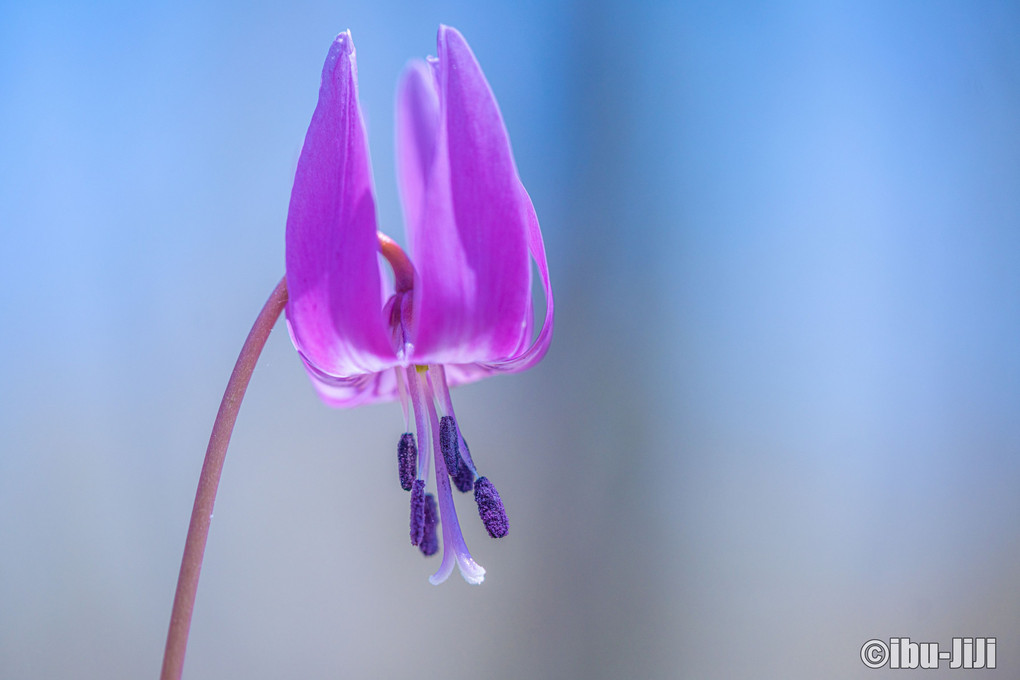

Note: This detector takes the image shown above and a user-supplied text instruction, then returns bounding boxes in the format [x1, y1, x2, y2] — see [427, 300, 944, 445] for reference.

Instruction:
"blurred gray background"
[2, 1, 1018, 678]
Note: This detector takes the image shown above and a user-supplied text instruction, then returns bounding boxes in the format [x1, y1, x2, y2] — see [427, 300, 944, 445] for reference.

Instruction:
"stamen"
[406, 366, 431, 482]
[474, 476, 509, 538]
[409, 479, 425, 546]
[382, 294, 410, 360]
[431, 365, 478, 474]
[439, 415, 460, 475]
[419, 493, 439, 556]
[395, 368, 410, 432]
[397, 433, 417, 492]
[451, 431, 475, 493]
[427, 366, 473, 491]
[452, 460, 475, 493]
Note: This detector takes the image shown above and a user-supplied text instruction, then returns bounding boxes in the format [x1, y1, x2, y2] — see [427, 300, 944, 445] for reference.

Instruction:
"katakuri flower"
[284, 26, 554, 584]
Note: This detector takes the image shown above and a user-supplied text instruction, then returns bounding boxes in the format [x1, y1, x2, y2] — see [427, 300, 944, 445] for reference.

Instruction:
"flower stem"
[161, 276, 289, 680]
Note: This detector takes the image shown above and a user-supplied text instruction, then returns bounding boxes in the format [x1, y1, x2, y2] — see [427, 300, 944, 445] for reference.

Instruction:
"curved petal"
[287, 343, 399, 408]
[285, 31, 398, 386]
[404, 25, 532, 366]
[482, 185, 555, 372]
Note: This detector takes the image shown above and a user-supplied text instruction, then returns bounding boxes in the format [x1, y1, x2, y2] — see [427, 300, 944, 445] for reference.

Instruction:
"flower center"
[378, 231, 416, 359]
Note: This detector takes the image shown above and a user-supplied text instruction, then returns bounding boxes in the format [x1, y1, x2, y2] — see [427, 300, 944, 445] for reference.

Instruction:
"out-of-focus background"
[2, 1, 1018, 678]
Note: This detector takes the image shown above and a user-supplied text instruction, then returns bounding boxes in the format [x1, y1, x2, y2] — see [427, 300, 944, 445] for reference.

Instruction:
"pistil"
[423, 368, 485, 584]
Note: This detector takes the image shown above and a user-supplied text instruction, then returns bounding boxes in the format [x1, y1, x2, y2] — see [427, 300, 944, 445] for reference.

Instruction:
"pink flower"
[284, 26, 553, 584]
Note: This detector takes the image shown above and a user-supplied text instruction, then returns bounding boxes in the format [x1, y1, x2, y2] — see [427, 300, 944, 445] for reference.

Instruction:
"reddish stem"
[161, 276, 289, 680]
[377, 231, 415, 293]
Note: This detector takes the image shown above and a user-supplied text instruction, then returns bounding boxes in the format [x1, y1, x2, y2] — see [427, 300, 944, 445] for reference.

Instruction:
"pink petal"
[285, 31, 398, 387]
[402, 26, 533, 366]
[482, 185, 555, 373]
[286, 350, 400, 408]
[395, 60, 439, 252]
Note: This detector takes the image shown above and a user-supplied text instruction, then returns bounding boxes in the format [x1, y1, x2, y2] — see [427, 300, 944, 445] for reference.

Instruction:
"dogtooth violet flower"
[285, 26, 554, 584]
[160, 26, 553, 680]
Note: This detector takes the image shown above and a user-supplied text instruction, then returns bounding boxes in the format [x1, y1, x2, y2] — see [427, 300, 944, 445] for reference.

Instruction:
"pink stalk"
[161, 276, 289, 680]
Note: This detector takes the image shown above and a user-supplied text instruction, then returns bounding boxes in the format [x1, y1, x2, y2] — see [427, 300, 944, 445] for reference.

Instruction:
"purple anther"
[409, 479, 425, 546]
[473, 476, 508, 538]
[452, 458, 475, 493]
[451, 434, 475, 492]
[439, 415, 460, 475]
[397, 432, 417, 491]
[420, 492, 439, 557]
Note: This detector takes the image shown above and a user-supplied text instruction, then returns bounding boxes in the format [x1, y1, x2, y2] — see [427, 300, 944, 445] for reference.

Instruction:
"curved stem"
[161, 276, 289, 680]
[378, 231, 415, 293]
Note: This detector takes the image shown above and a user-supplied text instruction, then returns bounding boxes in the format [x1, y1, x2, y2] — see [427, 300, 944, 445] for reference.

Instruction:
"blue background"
[1, 1, 1018, 678]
